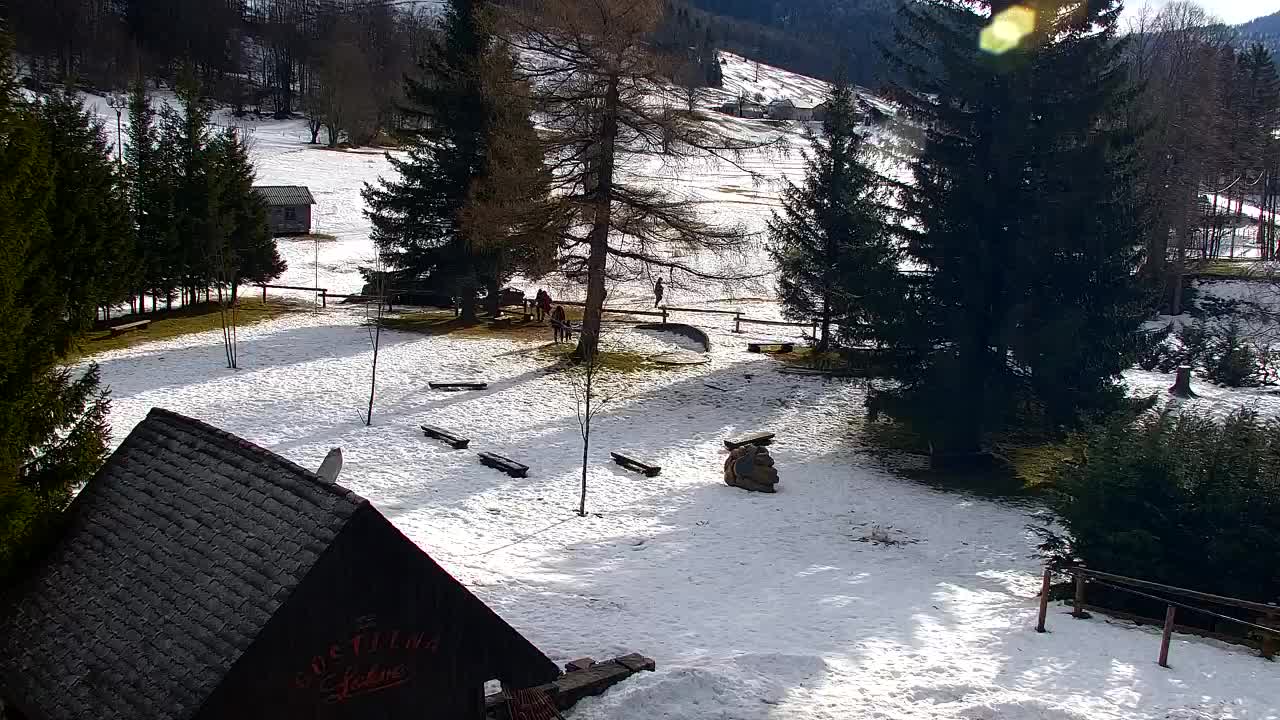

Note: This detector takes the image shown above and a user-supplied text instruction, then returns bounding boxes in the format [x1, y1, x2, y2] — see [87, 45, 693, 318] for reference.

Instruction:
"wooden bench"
[724, 431, 775, 450]
[108, 320, 151, 337]
[478, 452, 528, 478]
[429, 381, 488, 391]
[747, 342, 794, 354]
[421, 425, 470, 450]
[610, 451, 661, 477]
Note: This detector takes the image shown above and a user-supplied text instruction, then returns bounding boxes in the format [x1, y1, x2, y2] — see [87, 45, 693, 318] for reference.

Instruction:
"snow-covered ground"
[75, 57, 1280, 719]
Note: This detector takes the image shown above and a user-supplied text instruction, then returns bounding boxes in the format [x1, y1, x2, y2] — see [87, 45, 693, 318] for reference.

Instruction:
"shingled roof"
[0, 409, 363, 720]
[253, 185, 315, 206]
[0, 409, 560, 720]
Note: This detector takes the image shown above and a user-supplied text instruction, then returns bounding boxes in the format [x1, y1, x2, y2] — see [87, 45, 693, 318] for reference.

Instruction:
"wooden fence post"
[321, 291, 327, 309]
[735, 315, 741, 334]
[662, 308, 668, 323]
[1158, 605, 1177, 667]
[1073, 570, 1088, 618]
[262, 285, 267, 303]
[1036, 567, 1052, 633]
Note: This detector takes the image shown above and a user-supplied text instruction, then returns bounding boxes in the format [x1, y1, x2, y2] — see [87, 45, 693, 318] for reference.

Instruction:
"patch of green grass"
[278, 232, 338, 243]
[861, 416, 1068, 496]
[72, 299, 298, 360]
[1194, 261, 1274, 281]
[535, 344, 674, 374]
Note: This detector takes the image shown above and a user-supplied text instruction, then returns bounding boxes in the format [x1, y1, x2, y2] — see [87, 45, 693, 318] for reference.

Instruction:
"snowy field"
[76, 56, 1280, 719]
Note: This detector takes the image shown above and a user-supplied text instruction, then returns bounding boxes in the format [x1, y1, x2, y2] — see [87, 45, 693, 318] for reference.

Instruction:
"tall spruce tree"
[125, 77, 172, 311]
[37, 90, 136, 324]
[363, 0, 550, 322]
[210, 128, 286, 301]
[0, 36, 112, 588]
[158, 68, 217, 306]
[768, 75, 900, 352]
[882, 0, 1145, 456]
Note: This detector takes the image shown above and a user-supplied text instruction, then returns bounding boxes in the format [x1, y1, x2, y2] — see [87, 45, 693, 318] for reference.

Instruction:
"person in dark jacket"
[653, 277, 665, 308]
[552, 305, 570, 343]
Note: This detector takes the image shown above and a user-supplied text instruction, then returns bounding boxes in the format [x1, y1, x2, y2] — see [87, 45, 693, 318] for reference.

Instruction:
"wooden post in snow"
[1158, 605, 1177, 668]
[1036, 567, 1052, 633]
[1073, 570, 1088, 619]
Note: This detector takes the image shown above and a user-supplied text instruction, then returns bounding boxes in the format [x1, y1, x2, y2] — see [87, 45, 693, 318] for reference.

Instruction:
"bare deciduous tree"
[1127, 1, 1235, 313]
[564, 331, 610, 517]
[505, 0, 778, 359]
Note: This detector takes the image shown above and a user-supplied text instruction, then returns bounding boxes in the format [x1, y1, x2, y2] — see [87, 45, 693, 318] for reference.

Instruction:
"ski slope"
[73, 57, 1280, 720]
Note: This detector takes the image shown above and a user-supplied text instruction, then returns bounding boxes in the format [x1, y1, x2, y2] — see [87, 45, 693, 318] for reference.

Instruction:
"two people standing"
[535, 288, 572, 343]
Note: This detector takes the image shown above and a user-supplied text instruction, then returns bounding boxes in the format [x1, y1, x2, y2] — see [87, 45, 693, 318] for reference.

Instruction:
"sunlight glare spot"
[980, 6, 1037, 55]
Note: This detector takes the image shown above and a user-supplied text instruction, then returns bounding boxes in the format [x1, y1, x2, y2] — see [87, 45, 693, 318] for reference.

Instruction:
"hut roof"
[0, 408, 559, 720]
[253, 185, 316, 206]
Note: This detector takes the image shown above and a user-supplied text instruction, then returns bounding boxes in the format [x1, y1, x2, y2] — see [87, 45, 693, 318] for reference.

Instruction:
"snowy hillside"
[74, 57, 1280, 720]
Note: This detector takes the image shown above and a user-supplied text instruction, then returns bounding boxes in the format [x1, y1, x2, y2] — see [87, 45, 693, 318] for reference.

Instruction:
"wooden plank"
[747, 342, 794, 354]
[258, 283, 328, 292]
[662, 306, 742, 316]
[610, 452, 661, 477]
[421, 425, 470, 450]
[739, 317, 814, 328]
[549, 655, 657, 710]
[485, 653, 656, 715]
[109, 320, 151, 337]
[478, 451, 528, 478]
[1077, 568, 1280, 615]
[724, 431, 776, 450]
[429, 381, 488, 390]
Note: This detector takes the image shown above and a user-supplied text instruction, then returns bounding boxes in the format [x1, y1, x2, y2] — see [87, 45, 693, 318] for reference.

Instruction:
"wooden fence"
[1036, 567, 1279, 666]
[257, 284, 329, 307]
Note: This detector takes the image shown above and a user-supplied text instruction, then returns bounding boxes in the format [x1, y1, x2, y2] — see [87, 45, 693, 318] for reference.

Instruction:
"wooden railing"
[1036, 566, 1279, 666]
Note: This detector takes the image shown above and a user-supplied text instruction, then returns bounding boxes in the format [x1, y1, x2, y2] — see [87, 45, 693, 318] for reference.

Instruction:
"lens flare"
[979, 5, 1037, 55]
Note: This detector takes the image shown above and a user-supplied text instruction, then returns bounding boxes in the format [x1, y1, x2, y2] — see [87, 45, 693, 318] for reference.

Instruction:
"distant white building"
[717, 99, 766, 119]
[767, 98, 817, 122]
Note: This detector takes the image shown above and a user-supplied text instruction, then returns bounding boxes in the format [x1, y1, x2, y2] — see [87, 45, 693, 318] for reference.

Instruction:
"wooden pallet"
[478, 451, 528, 478]
[429, 381, 488, 391]
[610, 451, 661, 477]
[485, 653, 656, 715]
[420, 425, 470, 449]
[724, 431, 776, 450]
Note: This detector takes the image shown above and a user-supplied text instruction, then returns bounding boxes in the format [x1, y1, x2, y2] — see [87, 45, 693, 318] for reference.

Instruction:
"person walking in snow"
[536, 289, 552, 323]
[653, 277, 665, 309]
[551, 305, 570, 343]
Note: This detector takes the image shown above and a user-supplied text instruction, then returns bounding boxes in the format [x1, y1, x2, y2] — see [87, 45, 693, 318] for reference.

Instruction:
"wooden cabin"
[255, 185, 316, 235]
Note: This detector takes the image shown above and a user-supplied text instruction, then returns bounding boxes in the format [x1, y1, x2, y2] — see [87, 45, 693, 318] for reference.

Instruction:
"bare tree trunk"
[485, 274, 501, 317]
[818, 293, 831, 353]
[575, 79, 619, 361]
[459, 280, 478, 322]
[579, 410, 589, 517]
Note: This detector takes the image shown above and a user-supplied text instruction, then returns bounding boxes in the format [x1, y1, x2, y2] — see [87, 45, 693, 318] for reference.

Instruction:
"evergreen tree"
[210, 128, 286, 300]
[363, 0, 523, 322]
[881, 0, 1145, 456]
[158, 68, 218, 306]
[768, 75, 900, 352]
[36, 89, 136, 325]
[125, 77, 172, 311]
[0, 36, 111, 587]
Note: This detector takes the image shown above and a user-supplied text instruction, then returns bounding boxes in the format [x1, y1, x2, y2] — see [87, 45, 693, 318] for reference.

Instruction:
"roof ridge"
[144, 408, 366, 506]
